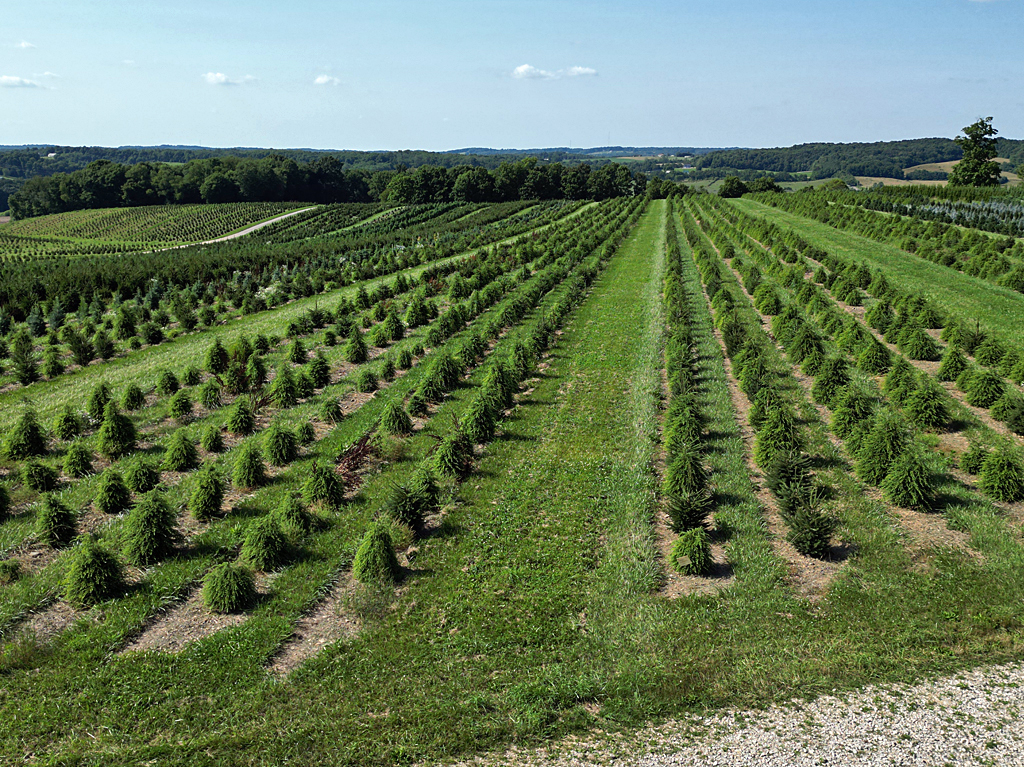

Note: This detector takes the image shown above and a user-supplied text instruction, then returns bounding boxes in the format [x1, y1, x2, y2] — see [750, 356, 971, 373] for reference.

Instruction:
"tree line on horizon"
[7, 156, 651, 220]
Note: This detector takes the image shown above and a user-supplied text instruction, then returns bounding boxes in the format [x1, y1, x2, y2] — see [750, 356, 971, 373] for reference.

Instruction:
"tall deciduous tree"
[949, 117, 1002, 187]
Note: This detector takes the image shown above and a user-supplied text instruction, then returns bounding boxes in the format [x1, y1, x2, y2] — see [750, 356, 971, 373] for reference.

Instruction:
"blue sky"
[1, 0, 1021, 150]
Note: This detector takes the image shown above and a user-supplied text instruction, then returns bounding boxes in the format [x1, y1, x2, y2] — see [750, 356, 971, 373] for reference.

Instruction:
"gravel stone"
[445, 662, 1024, 767]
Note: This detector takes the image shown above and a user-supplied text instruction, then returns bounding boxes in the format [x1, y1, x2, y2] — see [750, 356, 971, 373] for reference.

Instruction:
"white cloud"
[202, 72, 256, 86]
[35, 71, 59, 78]
[123, 59, 136, 66]
[314, 74, 340, 86]
[0, 75, 41, 88]
[512, 64, 598, 80]
[513, 64, 555, 80]
[15, 41, 35, 49]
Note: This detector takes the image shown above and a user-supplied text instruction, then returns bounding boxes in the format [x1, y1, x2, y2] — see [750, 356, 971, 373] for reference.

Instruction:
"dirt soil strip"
[268, 574, 360, 676]
[121, 573, 275, 654]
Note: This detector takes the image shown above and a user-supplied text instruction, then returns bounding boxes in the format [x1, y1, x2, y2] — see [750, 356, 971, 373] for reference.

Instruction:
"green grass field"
[4, 198, 1024, 765]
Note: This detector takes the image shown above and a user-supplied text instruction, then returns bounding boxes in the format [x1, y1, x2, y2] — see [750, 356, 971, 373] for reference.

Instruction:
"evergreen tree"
[97, 401, 136, 459]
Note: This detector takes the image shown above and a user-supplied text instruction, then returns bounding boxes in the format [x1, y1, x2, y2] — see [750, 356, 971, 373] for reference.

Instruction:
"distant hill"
[695, 137, 1024, 180]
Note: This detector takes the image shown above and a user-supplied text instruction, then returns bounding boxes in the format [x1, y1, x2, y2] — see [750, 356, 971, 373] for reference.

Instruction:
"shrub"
[155, 369, 180, 396]
[200, 425, 225, 453]
[36, 494, 76, 547]
[205, 338, 229, 375]
[462, 395, 498, 444]
[228, 398, 256, 435]
[163, 429, 200, 472]
[270, 365, 298, 409]
[356, 369, 379, 393]
[975, 337, 1007, 368]
[203, 563, 257, 614]
[382, 483, 427, 532]
[670, 528, 712, 575]
[960, 443, 990, 474]
[937, 346, 968, 382]
[379, 356, 397, 382]
[63, 441, 94, 478]
[883, 358, 917, 406]
[95, 469, 132, 514]
[352, 521, 401, 586]
[955, 367, 976, 393]
[264, 422, 299, 466]
[856, 410, 909, 486]
[904, 380, 949, 429]
[288, 338, 307, 365]
[296, 421, 316, 446]
[0, 484, 9, 520]
[397, 348, 414, 370]
[811, 357, 850, 408]
[990, 390, 1024, 422]
[97, 401, 136, 459]
[296, 371, 315, 399]
[898, 327, 941, 362]
[666, 485, 713, 532]
[379, 402, 413, 437]
[122, 383, 146, 411]
[786, 505, 836, 559]
[830, 387, 875, 440]
[64, 538, 124, 607]
[738, 355, 770, 399]
[182, 365, 203, 387]
[242, 516, 289, 571]
[274, 494, 317, 536]
[320, 398, 344, 424]
[966, 370, 1005, 409]
[857, 339, 892, 374]
[169, 390, 194, 423]
[53, 406, 82, 441]
[4, 408, 47, 460]
[433, 431, 474, 479]
[123, 490, 181, 565]
[303, 461, 345, 509]
[663, 441, 710, 499]
[409, 465, 441, 517]
[749, 386, 783, 432]
[881, 447, 933, 510]
[344, 330, 368, 364]
[87, 382, 112, 422]
[979, 451, 1024, 503]
[124, 458, 160, 494]
[754, 407, 801, 469]
[22, 460, 59, 492]
[232, 442, 267, 489]
[308, 353, 331, 388]
[753, 284, 782, 315]
[189, 464, 225, 521]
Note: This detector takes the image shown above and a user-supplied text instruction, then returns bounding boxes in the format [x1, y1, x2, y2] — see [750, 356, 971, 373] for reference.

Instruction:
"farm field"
[2, 193, 1024, 766]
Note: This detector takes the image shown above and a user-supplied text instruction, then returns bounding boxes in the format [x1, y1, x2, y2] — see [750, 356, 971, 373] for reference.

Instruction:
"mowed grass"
[730, 197, 1024, 338]
[7, 202, 1024, 765]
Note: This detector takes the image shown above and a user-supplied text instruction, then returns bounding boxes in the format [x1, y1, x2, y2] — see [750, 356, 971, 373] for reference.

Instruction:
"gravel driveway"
[448, 662, 1024, 767]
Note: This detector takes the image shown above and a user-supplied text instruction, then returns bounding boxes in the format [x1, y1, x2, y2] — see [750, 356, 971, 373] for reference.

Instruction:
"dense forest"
[7, 156, 648, 219]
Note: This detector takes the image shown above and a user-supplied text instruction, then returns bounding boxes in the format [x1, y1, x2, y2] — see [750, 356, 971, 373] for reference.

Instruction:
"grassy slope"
[730, 197, 1024, 338]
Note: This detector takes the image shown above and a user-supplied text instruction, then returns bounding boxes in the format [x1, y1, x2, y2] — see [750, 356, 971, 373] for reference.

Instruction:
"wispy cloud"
[513, 64, 555, 80]
[35, 71, 59, 79]
[15, 41, 35, 49]
[314, 74, 340, 86]
[202, 72, 256, 86]
[512, 64, 598, 80]
[0, 75, 42, 88]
